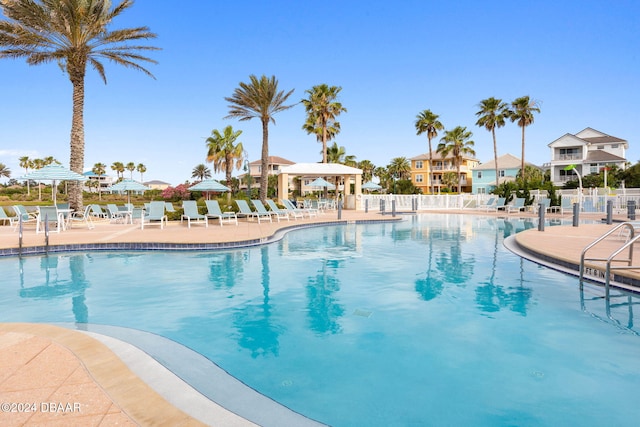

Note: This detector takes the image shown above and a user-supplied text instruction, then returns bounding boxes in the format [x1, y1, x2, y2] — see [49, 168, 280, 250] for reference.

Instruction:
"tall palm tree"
[437, 126, 476, 193]
[0, 0, 159, 211]
[326, 142, 347, 164]
[125, 162, 136, 179]
[136, 163, 146, 182]
[18, 155, 32, 195]
[0, 163, 10, 179]
[225, 74, 294, 202]
[475, 98, 509, 190]
[92, 162, 106, 200]
[111, 162, 125, 180]
[388, 157, 411, 180]
[191, 164, 211, 182]
[206, 125, 244, 185]
[509, 96, 541, 181]
[32, 158, 44, 200]
[358, 160, 375, 183]
[415, 109, 444, 194]
[302, 84, 347, 163]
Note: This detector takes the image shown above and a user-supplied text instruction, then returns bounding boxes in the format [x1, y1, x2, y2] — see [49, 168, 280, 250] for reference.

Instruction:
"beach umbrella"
[189, 179, 230, 199]
[20, 164, 87, 205]
[308, 177, 336, 190]
[362, 181, 382, 191]
[109, 179, 150, 205]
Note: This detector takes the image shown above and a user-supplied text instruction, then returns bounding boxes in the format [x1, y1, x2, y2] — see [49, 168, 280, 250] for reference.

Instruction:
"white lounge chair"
[181, 200, 208, 228]
[36, 206, 63, 234]
[141, 201, 167, 229]
[252, 199, 288, 222]
[236, 199, 272, 223]
[205, 200, 238, 226]
[266, 199, 295, 220]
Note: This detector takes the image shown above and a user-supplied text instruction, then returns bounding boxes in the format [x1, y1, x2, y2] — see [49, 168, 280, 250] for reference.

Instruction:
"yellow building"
[410, 152, 479, 194]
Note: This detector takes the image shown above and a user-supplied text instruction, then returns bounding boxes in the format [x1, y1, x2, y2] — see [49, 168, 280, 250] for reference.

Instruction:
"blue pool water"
[2, 214, 640, 426]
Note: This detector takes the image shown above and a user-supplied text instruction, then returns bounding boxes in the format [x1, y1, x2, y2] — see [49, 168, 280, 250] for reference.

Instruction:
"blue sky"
[1, 0, 638, 185]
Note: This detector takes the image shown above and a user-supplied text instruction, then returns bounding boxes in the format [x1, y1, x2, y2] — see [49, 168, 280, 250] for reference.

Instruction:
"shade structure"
[308, 177, 336, 190]
[361, 181, 382, 190]
[20, 164, 87, 205]
[189, 179, 230, 199]
[109, 179, 150, 205]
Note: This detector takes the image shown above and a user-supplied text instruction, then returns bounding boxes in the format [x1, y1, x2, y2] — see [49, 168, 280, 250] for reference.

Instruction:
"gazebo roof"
[280, 163, 362, 176]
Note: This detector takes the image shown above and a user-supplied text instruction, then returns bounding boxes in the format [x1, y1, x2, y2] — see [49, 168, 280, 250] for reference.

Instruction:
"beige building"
[410, 152, 479, 193]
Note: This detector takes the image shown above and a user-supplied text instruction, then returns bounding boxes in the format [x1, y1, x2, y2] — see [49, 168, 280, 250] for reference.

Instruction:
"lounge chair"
[141, 201, 168, 229]
[204, 200, 238, 226]
[252, 199, 288, 222]
[12, 205, 38, 230]
[165, 202, 176, 213]
[507, 197, 526, 214]
[106, 203, 130, 223]
[283, 199, 316, 218]
[266, 199, 296, 220]
[181, 200, 208, 228]
[236, 199, 272, 223]
[536, 198, 551, 214]
[89, 204, 108, 218]
[36, 206, 63, 234]
[0, 207, 16, 227]
[478, 197, 496, 211]
[493, 197, 507, 212]
[69, 205, 95, 229]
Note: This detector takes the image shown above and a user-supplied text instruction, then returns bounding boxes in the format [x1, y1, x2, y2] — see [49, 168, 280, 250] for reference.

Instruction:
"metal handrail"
[579, 222, 636, 284]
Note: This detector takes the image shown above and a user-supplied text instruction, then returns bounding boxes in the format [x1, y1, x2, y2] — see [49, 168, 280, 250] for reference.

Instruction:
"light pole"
[243, 151, 251, 199]
[564, 164, 583, 204]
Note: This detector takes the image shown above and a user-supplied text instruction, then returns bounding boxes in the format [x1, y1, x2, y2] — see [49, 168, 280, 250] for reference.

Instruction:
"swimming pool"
[1, 214, 640, 426]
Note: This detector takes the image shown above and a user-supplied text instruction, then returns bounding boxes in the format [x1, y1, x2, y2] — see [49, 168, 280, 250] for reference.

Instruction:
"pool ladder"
[580, 222, 640, 300]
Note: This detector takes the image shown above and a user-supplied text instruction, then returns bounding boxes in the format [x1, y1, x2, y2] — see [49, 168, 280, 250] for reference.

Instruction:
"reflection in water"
[306, 260, 345, 334]
[233, 246, 281, 358]
[580, 283, 640, 336]
[415, 231, 444, 301]
[209, 251, 246, 288]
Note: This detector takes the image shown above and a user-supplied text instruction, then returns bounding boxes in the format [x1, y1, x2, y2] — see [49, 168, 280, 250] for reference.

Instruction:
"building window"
[590, 163, 598, 174]
[416, 161, 423, 169]
[597, 145, 604, 149]
[559, 148, 580, 160]
[611, 144, 619, 149]
[499, 170, 505, 177]
[415, 174, 423, 183]
[477, 171, 482, 179]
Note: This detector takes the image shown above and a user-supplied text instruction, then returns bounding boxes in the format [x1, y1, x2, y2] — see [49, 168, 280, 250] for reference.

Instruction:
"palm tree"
[125, 162, 136, 179]
[374, 166, 391, 191]
[0, 0, 159, 211]
[18, 155, 32, 195]
[302, 84, 347, 163]
[111, 162, 125, 180]
[92, 162, 106, 201]
[136, 163, 146, 182]
[32, 158, 44, 200]
[225, 75, 294, 202]
[0, 163, 10, 179]
[388, 157, 411, 180]
[358, 160, 375, 183]
[326, 142, 347, 164]
[191, 164, 211, 182]
[509, 96, 541, 181]
[415, 109, 444, 194]
[437, 126, 476, 193]
[206, 125, 244, 185]
[476, 98, 509, 190]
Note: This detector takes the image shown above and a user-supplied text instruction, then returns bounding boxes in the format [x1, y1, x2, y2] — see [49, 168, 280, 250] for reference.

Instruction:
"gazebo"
[278, 163, 363, 209]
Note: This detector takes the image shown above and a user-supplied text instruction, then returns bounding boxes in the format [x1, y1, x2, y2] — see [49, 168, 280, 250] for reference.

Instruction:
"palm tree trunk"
[428, 137, 433, 194]
[260, 118, 269, 202]
[457, 158, 462, 194]
[69, 73, 85, 212]
[492, 129, 499, 190]
[520, 125, 526, 182]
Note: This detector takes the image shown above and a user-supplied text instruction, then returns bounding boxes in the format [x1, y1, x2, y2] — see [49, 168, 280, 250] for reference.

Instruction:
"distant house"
[241, 156, 295, 192]
[410, 152, 479, 193]
[83, 171, 113, 192]
[547, 128, 628, 186]
[144, 180, 171, 190]
[471, 153, 539, 194]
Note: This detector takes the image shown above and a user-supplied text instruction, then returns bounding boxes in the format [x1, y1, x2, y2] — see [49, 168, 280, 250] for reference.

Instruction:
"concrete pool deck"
[1, 208, 639, 426]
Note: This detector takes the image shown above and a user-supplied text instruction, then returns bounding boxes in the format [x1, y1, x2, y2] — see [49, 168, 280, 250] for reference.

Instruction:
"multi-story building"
[547, 128, 627, 186]
[471, 153, 539, 194]
[241, 156, 295, 192]
[410, 152, 479, 193]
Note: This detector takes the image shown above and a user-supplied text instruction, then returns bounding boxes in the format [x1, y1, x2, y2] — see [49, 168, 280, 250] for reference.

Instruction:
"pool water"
[1, 214, 640, 426]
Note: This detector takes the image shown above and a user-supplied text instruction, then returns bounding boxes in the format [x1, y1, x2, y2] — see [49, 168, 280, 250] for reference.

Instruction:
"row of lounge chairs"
[478, 197, 574, 214]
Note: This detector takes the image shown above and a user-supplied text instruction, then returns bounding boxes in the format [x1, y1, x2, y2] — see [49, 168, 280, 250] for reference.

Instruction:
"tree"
[302, 84, 347, 163]
[475, 98, 508, 190]
[206, 125, 244, 185]
[326, 142, 347, 164]
[358, 160, 375, 183]
[0, 162, 10, 179]
[136, 163, 146, 182]
[0, 0, 159, 211]
[18, 155, 32, 194]
[225, 74, 294, 202]
[191, 164, 211, 181]
[388, 157, 411, 183]
[125, 162, 136, 179]
[415, 109, 444, 194]
[509, 96, 541, 181]
[111, 162, 125, 180]
[437, 126, 476, 193]
[92, 162, 106, 200]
